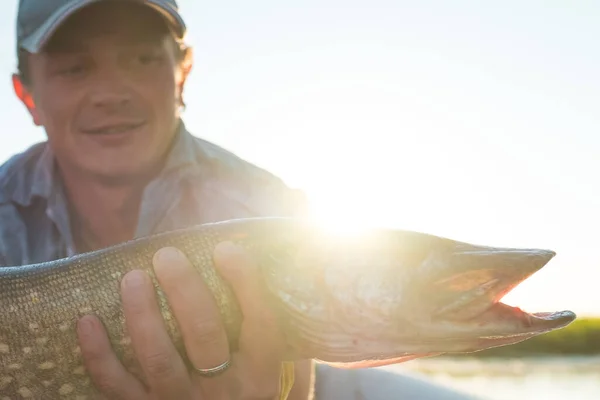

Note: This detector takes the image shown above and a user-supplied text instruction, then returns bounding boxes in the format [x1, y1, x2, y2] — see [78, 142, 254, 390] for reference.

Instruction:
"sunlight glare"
[308, 211, 373, 237]
[305, 191, 383, 239]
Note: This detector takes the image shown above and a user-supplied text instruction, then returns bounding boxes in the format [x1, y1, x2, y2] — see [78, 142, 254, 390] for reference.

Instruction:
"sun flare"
[295, 183, 562, 316]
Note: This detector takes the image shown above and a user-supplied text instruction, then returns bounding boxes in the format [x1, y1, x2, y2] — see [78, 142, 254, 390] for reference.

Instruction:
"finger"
[77, 315, 147, 400]
[153, 247, 230, 369]
[213, 242, 284, 366]
[120, 269, 191, 398]
[214, 242, 285, 398]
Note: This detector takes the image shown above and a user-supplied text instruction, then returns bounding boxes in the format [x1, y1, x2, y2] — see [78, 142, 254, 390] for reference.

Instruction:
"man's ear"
[12, 73, 42, 126]
[177, 47, 193, 109]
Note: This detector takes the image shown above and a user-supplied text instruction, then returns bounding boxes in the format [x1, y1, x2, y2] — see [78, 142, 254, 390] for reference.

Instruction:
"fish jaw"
[442, 304, 576, 352]
[421, 246, 558, 321]
[314, 305, 577, 368]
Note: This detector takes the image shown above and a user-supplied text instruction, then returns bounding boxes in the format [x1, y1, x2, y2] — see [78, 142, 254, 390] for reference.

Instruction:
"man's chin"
[68, 159, 166, 187]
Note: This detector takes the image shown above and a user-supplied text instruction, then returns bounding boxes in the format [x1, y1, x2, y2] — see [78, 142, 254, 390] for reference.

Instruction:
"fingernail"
[214, 241, 242, 261]
[78, 316, 94, 336]
[153, 248, 189, 278]
[155, 247, 185, 264]
[124, 270, 146, 288]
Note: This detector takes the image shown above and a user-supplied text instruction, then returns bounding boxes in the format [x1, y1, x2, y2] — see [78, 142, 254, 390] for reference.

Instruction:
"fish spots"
[119, 336, 132, 346]
[0, 344, 9, 353]
[0, 376, 13, 389]
[22, 347, 32, 354]
[29, 291, 40, 304]
[38, 361, 55, 370]
[17, 387, 33, 398]
[59, 383, 74, 395]
[59, 322, 70, 332]
[111, 271, 122, 279]
[72, 366, 85, 375]
[162, 308, 174, 322]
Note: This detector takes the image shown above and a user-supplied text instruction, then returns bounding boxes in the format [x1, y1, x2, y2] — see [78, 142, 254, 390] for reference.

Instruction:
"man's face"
[15, 3, 190, 184]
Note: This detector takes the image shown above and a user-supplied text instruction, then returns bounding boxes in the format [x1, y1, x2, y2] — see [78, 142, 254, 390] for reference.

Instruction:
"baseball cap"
[16, 0, 187, 54]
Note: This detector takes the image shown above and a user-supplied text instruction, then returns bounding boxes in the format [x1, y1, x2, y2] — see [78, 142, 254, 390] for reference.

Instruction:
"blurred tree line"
[455, 317, 600, 357]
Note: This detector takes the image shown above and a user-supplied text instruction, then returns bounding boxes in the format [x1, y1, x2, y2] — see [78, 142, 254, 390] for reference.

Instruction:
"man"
[3, 0, 313, 398]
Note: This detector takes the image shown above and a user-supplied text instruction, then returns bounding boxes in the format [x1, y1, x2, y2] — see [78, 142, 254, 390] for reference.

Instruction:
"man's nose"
[90, 88, 132, 110]
[89, 68, 134, 110]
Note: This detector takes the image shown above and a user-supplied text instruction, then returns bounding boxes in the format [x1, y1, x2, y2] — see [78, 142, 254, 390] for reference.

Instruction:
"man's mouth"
[82, 121, 146, 135]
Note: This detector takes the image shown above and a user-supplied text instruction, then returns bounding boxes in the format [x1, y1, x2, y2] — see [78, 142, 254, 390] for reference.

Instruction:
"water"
[381, 356, 600, 400]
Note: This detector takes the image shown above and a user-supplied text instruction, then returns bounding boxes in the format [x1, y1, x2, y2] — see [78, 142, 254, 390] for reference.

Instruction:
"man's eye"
[58, 65, 86, 76]
[137, 52, 163, 64]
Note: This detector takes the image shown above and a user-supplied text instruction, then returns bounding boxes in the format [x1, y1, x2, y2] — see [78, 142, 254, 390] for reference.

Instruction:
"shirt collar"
[161, 119, 198, 174]
[29, 141, 55, 202]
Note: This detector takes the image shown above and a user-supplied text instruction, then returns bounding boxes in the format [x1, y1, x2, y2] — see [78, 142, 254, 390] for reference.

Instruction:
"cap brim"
[19, 0, 186, 54]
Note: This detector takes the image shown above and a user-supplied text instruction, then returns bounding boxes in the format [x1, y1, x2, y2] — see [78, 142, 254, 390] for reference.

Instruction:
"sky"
[0, 1, 598, 316]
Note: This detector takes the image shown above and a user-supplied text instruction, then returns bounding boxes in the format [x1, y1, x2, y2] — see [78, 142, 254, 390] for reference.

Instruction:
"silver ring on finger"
[193, 358, 231, 378]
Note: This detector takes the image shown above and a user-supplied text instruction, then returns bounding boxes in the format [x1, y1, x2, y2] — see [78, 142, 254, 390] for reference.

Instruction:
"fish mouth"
[472, 302, 576, 339]
[421, 245, 576, 351]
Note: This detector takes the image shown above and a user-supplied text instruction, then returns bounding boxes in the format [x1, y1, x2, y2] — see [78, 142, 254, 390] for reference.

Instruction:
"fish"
[0, 217, 576, 398]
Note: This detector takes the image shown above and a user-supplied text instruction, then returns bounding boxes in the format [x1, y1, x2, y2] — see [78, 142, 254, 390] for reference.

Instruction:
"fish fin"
[318, 353, 442, 369]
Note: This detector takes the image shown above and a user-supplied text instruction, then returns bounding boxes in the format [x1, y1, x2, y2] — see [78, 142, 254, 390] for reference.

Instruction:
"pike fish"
[0, 217, 576, 398]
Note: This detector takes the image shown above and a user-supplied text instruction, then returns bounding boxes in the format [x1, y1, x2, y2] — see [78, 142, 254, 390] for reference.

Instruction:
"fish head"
[222, 218, 576, 366]
[395, 241, 576, 353]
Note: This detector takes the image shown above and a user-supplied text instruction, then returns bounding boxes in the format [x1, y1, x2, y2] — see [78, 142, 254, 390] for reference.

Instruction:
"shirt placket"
[45, 181, 76, 258]
[135, 171, 187, 238]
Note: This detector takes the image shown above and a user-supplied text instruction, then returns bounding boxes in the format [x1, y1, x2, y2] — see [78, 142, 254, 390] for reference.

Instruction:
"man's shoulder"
[0, 142, 47, 205]
[190, 135, 298, 193]
[189, 135, 309, 216]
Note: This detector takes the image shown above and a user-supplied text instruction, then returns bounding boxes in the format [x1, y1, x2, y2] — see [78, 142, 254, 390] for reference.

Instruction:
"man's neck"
[60, 171, 151, 253]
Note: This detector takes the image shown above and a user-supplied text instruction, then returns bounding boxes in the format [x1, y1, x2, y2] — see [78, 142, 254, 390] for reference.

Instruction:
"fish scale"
[0, 217, 576, 399]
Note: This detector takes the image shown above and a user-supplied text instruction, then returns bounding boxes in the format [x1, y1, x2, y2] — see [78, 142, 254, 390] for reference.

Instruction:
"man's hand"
[76, 242, 293, 399]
